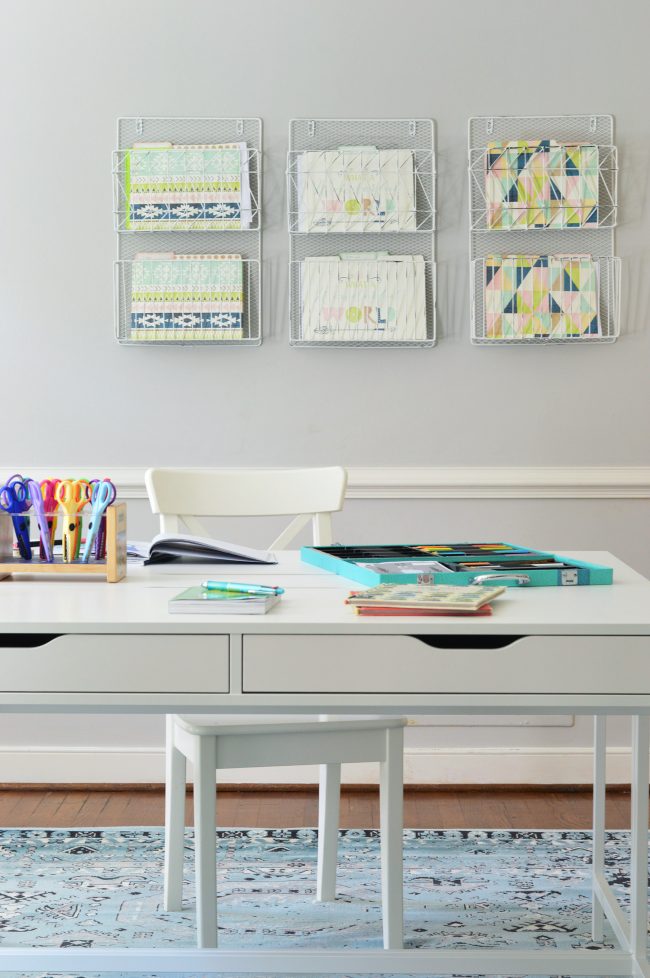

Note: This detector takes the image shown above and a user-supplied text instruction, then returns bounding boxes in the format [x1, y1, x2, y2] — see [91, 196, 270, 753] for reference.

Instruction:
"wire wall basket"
[114, 117, 262, 347]
[471, 254, 621, 345]
[114, 257, 261, 346]
[288, 118, 436, 348]
[468, 114, 621, 346]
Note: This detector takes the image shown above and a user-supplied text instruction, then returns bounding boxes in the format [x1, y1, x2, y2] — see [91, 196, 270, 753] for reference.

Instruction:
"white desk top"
[0, 551, 649, 636]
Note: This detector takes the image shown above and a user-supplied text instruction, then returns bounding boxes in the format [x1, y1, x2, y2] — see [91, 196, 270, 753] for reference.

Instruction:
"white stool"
[164, 714, 405, 949]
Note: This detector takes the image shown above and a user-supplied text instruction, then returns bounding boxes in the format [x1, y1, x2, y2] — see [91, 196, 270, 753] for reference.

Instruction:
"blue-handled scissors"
[81, 479, 116, 563]
[25, 479, 53, 563]
[0, 476, 32, 561]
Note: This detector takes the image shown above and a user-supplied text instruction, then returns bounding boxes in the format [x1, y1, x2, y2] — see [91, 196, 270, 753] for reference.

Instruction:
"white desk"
[0, 550, 649, 976]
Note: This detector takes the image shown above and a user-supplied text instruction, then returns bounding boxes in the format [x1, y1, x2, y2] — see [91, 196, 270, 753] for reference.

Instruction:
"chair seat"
[175, 714, 407, 738]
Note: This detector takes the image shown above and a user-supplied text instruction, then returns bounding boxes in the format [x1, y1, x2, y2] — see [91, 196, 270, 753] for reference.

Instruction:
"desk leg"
[195, 736, 218, 949]
[631, 716, 649, 978]
[592, 715, 607, 942]
[379, 725, 404, 951]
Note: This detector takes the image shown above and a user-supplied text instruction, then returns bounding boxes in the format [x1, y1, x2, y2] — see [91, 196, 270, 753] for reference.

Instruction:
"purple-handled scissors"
[81, 479, 116, 563]
[0, 476, 32, 561]
[26, 479, 53, 563]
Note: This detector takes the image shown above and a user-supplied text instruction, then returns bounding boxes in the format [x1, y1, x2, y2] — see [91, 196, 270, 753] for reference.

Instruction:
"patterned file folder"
[300, 253, 427, 342]
[124, 144, 252, 230]
[484, 255, 600, 339]
[296, 148, 416, 232]
[130, 254, 244, 341]
[485, 141, 599, 229]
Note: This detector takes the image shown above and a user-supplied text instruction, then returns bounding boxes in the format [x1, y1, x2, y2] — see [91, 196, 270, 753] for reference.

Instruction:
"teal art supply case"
[300, 542, 613, 588]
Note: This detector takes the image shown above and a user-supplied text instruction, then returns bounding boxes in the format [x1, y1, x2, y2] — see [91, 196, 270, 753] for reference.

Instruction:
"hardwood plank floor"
[0, 787, 639, 830]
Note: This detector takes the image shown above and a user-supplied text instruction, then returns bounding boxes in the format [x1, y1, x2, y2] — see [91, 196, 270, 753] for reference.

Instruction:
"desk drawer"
[0, 635, 229, 692]
[243, 634, 649, 694]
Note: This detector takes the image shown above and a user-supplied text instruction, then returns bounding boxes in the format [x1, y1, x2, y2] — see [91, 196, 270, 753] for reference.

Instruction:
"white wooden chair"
[145, 467, 405, 951]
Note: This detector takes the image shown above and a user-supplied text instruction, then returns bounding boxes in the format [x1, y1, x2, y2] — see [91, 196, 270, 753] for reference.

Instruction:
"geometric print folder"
[124, 143, 252, 230]
[484, 255, 600, 339]
[130, 254, 244, 341]
[485, 141, 599, 229]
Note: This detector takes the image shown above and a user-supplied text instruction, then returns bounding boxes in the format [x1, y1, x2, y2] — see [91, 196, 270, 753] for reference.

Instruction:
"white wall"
[1, 0, 649, 784]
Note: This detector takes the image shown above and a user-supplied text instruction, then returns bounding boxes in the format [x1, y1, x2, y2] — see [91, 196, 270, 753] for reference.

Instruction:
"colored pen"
[201, 580, 284, 595]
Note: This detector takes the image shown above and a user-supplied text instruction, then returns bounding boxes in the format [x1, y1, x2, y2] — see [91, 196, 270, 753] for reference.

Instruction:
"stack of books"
[345, 583, 506, 617]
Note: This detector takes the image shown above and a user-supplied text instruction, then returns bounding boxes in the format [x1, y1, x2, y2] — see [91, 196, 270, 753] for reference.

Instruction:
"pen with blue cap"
[201, 580, 284, 596]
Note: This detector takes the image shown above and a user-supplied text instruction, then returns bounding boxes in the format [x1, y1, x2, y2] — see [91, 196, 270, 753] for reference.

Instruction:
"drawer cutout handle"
[0, 634, 63, 648]
[411, 635, 525, 650]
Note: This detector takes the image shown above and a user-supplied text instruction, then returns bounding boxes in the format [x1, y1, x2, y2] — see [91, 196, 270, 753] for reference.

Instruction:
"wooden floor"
[0, 786, 639, 829]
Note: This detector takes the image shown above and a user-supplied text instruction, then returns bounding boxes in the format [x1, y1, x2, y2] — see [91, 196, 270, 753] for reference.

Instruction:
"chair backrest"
[145, 466, 347, 548]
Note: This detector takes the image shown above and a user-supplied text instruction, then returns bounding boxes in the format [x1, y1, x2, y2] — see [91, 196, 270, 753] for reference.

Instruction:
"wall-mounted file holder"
[0, 504, 127, 583]
[468, 114, 621, 345]
[287, 118, 436, 348]
[113, 117, 262, 346]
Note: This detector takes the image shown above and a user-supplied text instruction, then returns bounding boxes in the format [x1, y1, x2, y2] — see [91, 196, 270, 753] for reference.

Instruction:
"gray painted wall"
[0, 0, 648, 779]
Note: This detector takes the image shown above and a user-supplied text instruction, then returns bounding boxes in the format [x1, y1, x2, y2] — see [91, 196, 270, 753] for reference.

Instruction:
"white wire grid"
[470, 255, 621, 345]
[114, 258, 261, 347]
[468, 115, 621, 346]
[114, 117, 261, 233]
[288, 118, 436, 348]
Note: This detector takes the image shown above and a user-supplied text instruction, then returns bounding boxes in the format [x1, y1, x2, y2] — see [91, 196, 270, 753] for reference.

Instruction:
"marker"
[201, 580, 284, 596]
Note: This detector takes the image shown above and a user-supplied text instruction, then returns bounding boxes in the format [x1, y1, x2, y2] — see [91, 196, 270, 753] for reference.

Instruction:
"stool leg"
[164, 715, 186, 912]
[592, 715, 606, 941]
[317, 762, 341, 901]
[194, 735, 218, 948]
[379, 726, 404, 950]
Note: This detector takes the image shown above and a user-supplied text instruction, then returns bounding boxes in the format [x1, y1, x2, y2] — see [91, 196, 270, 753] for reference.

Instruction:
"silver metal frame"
[287, 118, 436, 348]
[114, 117, 262, 347]
[468, 114, 620, 346]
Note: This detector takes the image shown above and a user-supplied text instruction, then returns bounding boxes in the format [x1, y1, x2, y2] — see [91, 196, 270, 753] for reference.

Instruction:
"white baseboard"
[0, 746, 635, 785]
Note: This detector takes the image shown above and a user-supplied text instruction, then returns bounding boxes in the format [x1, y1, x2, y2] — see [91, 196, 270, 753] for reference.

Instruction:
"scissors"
[55, 479, 90, 562]
[0, 476, 32, 561]
[40, 479, 61, 558]
[81, 479, 116, 563]
[25, 479, 53, 563]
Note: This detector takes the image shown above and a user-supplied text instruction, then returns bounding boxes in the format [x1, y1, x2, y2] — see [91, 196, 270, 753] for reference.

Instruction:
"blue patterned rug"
[0, 826, 640, 976]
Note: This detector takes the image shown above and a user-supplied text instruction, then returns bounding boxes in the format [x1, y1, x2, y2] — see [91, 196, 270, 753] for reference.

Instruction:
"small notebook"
[169, 586, 280, 614]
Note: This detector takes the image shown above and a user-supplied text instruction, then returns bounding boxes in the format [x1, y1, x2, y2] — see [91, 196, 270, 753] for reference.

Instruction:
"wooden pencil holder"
[0, 502, 127, 583]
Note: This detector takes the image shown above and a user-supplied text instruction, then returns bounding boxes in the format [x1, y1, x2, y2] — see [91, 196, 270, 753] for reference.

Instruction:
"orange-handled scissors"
[55, 479, 90, 562]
